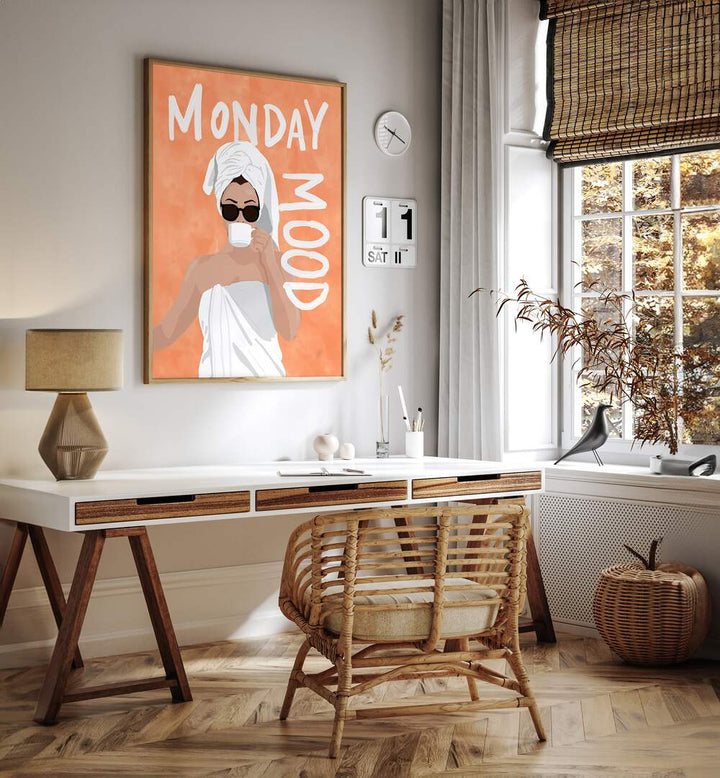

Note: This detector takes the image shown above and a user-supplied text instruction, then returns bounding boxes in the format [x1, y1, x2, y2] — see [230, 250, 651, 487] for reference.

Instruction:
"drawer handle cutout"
[307, 482, 359, 494]
[456, 474, 501, 483]
[136, 494, 196, 506]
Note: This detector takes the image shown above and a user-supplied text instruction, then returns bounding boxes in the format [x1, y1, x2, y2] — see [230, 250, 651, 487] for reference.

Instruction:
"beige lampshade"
[26, 329, 123, 392]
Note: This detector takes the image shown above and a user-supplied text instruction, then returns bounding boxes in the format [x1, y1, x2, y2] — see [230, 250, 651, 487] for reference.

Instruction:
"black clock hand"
[385, 126, 406, 145]
[382, 126, 407, 151]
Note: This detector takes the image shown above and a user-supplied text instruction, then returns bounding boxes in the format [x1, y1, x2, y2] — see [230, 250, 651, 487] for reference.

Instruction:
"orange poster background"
[147, 60, 344, 379]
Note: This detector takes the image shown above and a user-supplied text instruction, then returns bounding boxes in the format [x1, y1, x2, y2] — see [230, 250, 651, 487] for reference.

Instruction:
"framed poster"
[144, 59, 345, 382]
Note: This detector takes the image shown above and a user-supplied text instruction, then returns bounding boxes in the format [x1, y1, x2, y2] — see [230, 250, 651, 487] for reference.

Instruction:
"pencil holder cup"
[405, 431, 424, 458]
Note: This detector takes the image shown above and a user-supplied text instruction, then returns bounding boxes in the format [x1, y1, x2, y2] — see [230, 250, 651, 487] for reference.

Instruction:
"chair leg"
[329, 696, 348, 759]
[280, 639, 311, 721]
[329, 650, 353, 759]
[459, 637, 479, 701]
[507, 648, 546, 741]
[526, 697, 547, 743]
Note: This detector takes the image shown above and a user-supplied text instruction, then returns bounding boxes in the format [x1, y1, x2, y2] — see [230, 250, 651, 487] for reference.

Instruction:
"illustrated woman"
[153, 141, 301, 377]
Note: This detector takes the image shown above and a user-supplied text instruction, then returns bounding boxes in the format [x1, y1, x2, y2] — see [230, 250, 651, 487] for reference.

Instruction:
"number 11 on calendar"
[362, 196, 418, 268]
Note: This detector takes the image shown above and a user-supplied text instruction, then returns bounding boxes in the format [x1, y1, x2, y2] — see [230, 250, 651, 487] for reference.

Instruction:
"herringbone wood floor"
[0, 632, 718, 777]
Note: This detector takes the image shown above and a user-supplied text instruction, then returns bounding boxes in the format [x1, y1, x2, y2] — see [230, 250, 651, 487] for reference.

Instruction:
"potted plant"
[478, 281, 720, 454]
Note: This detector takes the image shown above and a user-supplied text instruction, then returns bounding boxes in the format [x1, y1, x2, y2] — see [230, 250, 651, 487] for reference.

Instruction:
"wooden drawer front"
[412, 471, 542, 500]
[256, 480, 408, 512]
[75, 491, 251, 525]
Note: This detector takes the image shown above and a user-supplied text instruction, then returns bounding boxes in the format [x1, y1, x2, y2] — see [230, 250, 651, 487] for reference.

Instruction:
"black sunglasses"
[221, 202, 260, 223]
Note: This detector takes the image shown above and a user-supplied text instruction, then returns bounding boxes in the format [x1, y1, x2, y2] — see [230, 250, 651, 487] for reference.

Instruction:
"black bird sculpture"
[554, 403, 612, 466]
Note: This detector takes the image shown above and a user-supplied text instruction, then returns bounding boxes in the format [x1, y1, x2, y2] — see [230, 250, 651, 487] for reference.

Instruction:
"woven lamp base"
[38, 393, 108, 481]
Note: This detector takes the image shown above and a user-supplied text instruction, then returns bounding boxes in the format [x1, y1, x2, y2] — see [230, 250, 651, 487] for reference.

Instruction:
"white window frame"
[560, 157, 720, 461]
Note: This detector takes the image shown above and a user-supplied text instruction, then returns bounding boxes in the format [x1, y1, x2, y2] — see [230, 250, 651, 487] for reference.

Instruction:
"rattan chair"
[278, 503, 545, 758]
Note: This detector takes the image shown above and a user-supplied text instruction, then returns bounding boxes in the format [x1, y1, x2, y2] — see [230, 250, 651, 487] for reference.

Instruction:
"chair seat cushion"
[315, 578, 500, 641]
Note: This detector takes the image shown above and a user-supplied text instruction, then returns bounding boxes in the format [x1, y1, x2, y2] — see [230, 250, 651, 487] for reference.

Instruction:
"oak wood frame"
[278, 502, 547, 758]
[0, 521, 191, 724]
[144, 57, 347, 384]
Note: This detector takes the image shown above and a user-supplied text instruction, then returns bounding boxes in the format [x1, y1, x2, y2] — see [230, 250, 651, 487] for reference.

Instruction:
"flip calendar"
[363, 196, 417, 268]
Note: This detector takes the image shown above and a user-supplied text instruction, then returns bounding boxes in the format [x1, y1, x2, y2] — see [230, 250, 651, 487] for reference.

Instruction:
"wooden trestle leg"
[470, 497, 557, 643]
[395, 496, 556, 646]
[521, 526, 556, 643]
[128, 529, 192, 703]
[34, 531, 105, 723]
[0, 523, 28, 626]
[471, 497, 556, 644]
[28, 526, 191, 725]
[28, 526, 84, 669]
[0, 522, 83, 668]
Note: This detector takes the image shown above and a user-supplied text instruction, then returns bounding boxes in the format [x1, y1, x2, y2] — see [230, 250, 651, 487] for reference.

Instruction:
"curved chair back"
[280, 503, 528, 652]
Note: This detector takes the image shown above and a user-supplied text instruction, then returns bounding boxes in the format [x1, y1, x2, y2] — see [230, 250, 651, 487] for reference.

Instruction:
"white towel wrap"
[202, 141, 280, 245]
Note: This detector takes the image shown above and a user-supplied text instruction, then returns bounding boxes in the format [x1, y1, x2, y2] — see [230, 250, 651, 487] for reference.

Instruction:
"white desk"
[0, 457, 543, 531]
[0, 457, 550, 723]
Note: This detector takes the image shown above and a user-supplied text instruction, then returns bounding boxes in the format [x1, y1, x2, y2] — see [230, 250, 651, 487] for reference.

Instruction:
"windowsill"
[538, 458, 720, 507]
[558, 437, 720, 464]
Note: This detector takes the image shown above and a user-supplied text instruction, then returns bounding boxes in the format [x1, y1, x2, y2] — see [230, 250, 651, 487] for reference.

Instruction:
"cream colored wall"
[0, 0, 442, 661]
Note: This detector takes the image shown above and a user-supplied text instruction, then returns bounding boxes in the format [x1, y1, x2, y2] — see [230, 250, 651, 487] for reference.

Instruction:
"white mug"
[228, 222, 253, 248]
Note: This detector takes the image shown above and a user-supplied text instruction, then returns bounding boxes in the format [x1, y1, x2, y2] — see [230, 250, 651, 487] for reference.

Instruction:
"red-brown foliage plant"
[474, 280, 720, 454]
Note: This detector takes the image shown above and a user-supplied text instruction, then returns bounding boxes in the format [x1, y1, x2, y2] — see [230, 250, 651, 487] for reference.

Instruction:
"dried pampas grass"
[369, 310, 404, 374]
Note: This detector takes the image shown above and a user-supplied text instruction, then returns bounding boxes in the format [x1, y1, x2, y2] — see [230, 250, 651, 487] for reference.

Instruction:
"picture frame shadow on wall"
[144, 58, 346, 383]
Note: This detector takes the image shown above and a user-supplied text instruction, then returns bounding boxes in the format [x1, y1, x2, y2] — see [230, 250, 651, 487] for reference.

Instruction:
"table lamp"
[26, 329, 123, 480]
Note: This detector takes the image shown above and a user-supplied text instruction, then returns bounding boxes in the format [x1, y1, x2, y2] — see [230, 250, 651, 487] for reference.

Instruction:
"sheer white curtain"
[438, 0, 501, 460]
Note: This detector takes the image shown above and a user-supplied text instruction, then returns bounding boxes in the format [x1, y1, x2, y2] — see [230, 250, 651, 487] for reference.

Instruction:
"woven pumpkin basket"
[593, 550, 711, 666]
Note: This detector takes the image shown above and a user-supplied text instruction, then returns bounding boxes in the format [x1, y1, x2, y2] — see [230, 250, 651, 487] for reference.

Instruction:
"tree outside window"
[571, 149, 720, 445]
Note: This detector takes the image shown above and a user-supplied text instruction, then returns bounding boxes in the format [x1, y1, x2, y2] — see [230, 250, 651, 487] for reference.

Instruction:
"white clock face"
[374, 111, 411, 156]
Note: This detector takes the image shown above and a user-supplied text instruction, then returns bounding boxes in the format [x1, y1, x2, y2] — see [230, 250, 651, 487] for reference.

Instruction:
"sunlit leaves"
[581, 219, 622, 291]
[633, 215, 674, 291]
[682, 212, 720, 290]
[633, 157, 671, 211]
[680, 149, 720, 207]
[581, 162, 622, 214]
[573, 153, 720, 448]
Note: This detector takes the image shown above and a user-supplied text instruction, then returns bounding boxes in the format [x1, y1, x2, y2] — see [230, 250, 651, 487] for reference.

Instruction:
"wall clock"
[374, 111, 411, 156]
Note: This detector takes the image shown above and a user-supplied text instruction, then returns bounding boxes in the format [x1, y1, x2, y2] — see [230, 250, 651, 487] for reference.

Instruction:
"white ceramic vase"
[313, 433, 339, 461]
[339, 442, 355, 460]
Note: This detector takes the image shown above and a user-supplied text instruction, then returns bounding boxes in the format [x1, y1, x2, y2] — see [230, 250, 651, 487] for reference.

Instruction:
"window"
[565, 149, 720, 447]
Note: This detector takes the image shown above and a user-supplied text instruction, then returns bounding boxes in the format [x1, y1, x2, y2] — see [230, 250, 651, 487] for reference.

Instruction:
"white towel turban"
[203, 141, 280, 245]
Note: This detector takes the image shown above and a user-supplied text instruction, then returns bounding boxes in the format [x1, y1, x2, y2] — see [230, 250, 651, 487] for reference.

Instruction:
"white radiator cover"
[535, 491, 720, 658]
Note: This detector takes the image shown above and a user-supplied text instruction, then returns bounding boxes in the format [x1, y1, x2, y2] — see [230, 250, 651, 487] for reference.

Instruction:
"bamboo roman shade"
[540, 0, 720, 165]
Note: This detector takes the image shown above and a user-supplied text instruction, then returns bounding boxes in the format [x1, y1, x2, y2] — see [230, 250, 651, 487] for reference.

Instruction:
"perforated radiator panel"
[537, 494, 713, 627]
